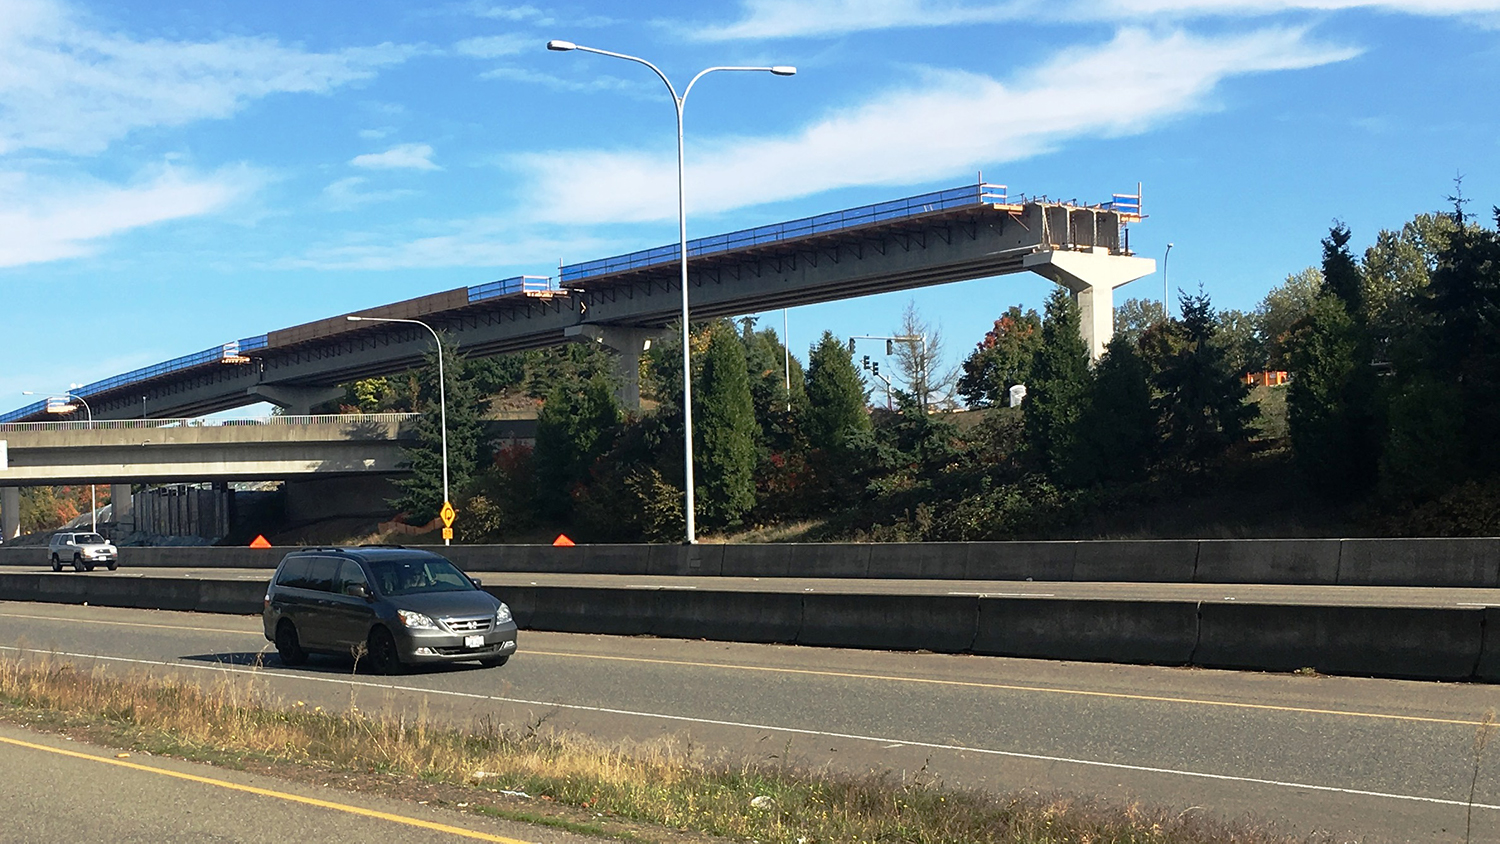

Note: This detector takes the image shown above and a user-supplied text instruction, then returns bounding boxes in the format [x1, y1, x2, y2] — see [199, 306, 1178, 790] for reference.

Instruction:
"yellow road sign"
[440, 501, 456, 527]
[441, 527, 453, 541]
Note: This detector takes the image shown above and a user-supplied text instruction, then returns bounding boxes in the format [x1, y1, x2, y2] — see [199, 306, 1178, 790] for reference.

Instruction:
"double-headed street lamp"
[547, 40, 795, 545]
[23, 389, 96, 533]
[346, 315, 451, 546]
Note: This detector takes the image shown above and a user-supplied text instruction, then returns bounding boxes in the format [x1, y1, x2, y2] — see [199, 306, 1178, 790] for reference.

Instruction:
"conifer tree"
[391, 333, 482, 523]
[533, 373, 622, 519]
[1025, 288, 1091, 479]
[1071, 336, 1155, 485]
[1155, 288, 1255, 468]
[804, 331, 871, 452]
[696, 324, 758, 528]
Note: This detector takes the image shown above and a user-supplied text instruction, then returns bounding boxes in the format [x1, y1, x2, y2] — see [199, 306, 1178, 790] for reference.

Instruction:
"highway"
[14, 566, 1500, 607]
[3, 602, 1500, 842]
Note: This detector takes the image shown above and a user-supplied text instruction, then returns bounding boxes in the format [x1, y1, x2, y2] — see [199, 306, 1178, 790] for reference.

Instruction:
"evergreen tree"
[1286, 224, 1381, 495]
[1254, 267, 1323, 371]
[391, 333, 482, 524]
[533, 373, 622, 519]
[696, 324, 759, 528]
[803, 331, 871, 452]
[1025, 287, 1091, 479]
[957, 305, 1042, 408]
[1071, 336, 1155, 485]
[1112, 297, 1166, 348]
[1154, 288, 1255, 468]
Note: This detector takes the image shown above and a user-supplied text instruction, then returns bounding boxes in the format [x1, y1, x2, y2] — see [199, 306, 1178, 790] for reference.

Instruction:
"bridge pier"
[1023, 249, 1156, 360]
[1, 487, 18, 541]
[246, 385, 346, 416]
[564, 325, 659, 410]
[111, 483, 134, 535]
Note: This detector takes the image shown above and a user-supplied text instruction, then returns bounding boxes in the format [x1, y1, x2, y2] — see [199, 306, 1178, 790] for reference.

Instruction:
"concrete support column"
[111, 483, 134, 534]
[1023, 249, 1157, 360]
[247, 385, 346, 416]
[564, 325, 660, 410]
[1, 487, 18, 541]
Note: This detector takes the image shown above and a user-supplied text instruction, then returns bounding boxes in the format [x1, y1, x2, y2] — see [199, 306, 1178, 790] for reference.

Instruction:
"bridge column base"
[247, 385, 346, 416]
[1, 487, 19, 541]
[111, 483, 134, 535]
[1023, 249, 1156, 360]
[564, 325, 659, 411]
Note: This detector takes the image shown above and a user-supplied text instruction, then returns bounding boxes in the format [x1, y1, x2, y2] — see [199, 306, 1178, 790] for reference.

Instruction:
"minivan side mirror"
[346, 583, 372, 600]
[469, 576, 483, 589]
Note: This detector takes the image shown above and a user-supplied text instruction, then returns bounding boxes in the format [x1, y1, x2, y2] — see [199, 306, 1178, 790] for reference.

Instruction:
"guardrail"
[0, 412, 419, 433]
[467, 275, 554, 304]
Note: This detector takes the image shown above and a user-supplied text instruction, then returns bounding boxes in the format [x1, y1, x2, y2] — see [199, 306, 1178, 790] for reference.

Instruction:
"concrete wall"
[2, 570, 1497, 683]
[4, 538, 1496, 587]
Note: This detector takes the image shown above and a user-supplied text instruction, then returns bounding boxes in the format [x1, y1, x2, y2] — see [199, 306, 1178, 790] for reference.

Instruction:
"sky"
[1, 0, 1497, 416]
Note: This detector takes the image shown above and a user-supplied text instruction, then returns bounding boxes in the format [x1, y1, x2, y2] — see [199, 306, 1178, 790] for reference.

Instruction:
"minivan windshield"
[367, 557, 474, 596]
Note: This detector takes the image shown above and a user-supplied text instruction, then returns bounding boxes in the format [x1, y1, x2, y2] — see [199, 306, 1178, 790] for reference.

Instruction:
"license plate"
[464, 635, 484, 649]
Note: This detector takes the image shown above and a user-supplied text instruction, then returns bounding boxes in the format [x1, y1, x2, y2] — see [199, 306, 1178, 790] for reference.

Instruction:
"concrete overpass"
[0, 414, 417, 540]
[0, 182, 1153, 423]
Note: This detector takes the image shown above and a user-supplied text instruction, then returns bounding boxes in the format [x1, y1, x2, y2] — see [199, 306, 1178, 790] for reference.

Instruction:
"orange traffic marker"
[249, 535, 272, 548]
[552, 534, 575, 547]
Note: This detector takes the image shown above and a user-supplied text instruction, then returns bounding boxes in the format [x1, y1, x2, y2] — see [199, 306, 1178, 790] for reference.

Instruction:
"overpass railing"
[559, 182, 1016, 284]
[0, 412, 419, 433]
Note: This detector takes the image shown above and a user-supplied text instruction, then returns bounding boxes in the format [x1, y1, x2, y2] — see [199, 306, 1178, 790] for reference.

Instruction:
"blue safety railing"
[559, 183, 1013, 285]
[0, 333, 271, 422]
[467, 275, 553, 304]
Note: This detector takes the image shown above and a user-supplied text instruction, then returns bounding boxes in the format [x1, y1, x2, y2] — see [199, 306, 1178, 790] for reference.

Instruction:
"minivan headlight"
[496, 603, 512, 624]
[397, 609, 437, 630]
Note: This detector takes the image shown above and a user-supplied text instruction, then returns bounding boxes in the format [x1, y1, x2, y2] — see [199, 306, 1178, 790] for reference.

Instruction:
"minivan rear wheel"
[275, 621, 308, 666]
[366, 627, 403, 675]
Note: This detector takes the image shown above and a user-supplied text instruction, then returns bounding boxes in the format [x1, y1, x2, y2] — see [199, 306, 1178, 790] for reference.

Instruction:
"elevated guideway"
[0, 182, 1151, 423]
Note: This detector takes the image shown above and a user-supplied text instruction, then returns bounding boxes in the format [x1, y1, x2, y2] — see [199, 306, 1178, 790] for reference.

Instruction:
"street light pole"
[24, 390, 95, 532]
[1163, 242, 1175, 320]
[547, 40, 794, 544]
[346, 315, 451, 546]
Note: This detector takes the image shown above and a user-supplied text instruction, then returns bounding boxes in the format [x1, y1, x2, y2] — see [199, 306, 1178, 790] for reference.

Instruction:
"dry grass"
[0, 652, 1335, 844]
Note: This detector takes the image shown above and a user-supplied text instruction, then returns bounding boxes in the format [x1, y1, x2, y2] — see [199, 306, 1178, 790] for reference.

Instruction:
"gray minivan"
[262, 547, 517, 673]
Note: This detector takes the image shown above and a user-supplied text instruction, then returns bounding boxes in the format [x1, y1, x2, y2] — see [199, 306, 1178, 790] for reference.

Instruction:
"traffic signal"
[886, 339, 894, 355]
[862, 355, 870, 370]
[847, 338, 856, 354]
[871, 361, 880, 376]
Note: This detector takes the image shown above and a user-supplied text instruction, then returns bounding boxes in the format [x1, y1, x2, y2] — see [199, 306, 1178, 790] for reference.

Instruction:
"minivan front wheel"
[366, 627, 404, 675]
[275, 621, 308, 666]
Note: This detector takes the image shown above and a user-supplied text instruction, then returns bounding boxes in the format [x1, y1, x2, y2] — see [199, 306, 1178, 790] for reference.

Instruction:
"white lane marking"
[624, 585, 697, 590]
[947, 592, 1056, 598]
[1457, 603, 1500, 608]
[2, 644, 1493, 813]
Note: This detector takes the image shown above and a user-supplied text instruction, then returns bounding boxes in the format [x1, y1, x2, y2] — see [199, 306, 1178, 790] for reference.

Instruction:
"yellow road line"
[0, 734, 532, 843]
[1, 606, 1484, 728]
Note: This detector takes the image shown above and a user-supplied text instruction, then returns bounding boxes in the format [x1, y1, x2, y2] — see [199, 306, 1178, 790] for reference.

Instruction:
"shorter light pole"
[1163, 242, 1175, 320]
[24, 390, 96, 532]
[346, 315, 451, 545]
[782, 309, 792, 412]
[848, 334, 926, 410]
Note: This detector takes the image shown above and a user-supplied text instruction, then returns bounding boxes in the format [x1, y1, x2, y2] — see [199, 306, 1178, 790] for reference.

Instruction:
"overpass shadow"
[181, 650, 487, 677]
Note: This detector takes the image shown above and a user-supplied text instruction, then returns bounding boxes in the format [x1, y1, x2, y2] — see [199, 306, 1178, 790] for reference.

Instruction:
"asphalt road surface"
[3, 601, 1500, 842]
[18, 566, 1500, 607]
[0, 720, 582, 843]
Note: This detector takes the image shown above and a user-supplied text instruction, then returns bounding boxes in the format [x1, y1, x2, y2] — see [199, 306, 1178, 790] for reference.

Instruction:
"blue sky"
[1, 0, 1496, 415]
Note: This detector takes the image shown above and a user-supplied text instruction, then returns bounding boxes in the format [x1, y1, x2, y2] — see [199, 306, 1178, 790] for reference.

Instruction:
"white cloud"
[514, 27, 1357, 225]
[0, 164, 258, 267]
[693, 0, 1500, 38]
[359, 127, 395, 140]
[351, 143, 441, 171]
[0, 0, 414, 156]
[322, 176, 417, 209]
[286, 220, 617, 271]
[465, 3, 551, 23]
[454, 33, 532, 58]
[478, 66, 645, 94]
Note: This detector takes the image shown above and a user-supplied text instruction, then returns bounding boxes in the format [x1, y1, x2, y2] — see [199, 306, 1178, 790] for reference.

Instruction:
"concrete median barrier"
[650, 590, 802, 643]
[1195, 539, 1340, 585]
[1072, 540, 1198, 582]
[0, 573, 43, 601]
[1196, 602, 1483, 681]
[196, 578, 267, 614]
[1337, 538, 1500, 588]
[580, 545, 652, 575]
[866, 543, 967, 579]
[965, 542, 1075, 581]
[785, 544, 872, 578]
[647, 544, 725, 577]
[720, 544, 792, 577]
[117, 547, 283, 569]
[525, 586, 655, 636]
[798, 594, 977, 652]
[973, 598, 1199, 665]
